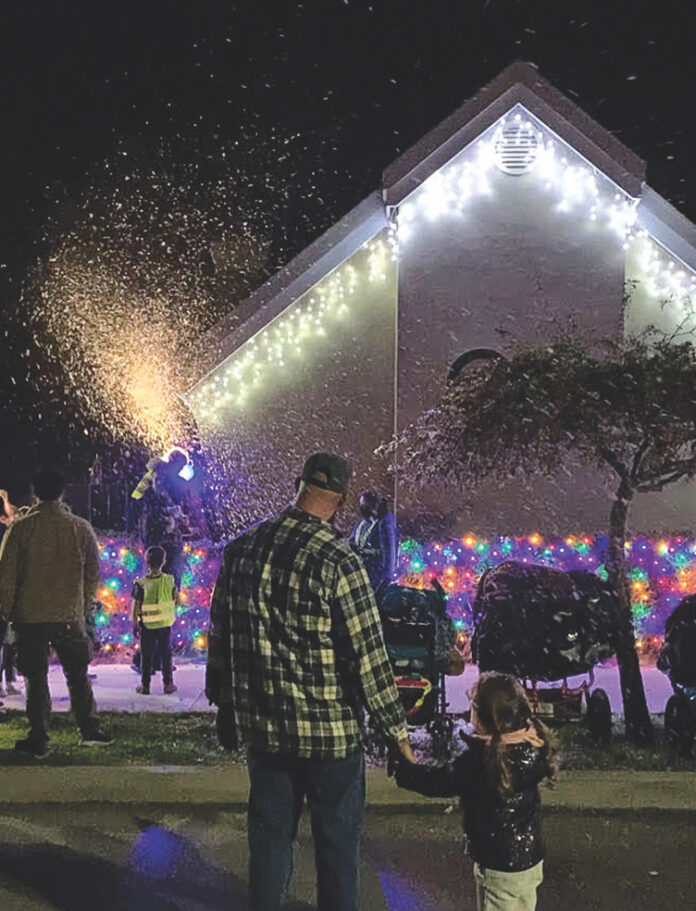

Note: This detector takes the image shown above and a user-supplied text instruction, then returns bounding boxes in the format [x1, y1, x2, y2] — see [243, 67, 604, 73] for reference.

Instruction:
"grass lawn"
[1, 710, 694, 770]
[0, 710, 239, 766]
[552, 720, 696, 772]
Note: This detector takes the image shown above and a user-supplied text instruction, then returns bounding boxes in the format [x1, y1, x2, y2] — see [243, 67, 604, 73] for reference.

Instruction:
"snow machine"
[472, 561, 622, 743]
[657, 595, 696, 757]
[377, 580, 466, 758]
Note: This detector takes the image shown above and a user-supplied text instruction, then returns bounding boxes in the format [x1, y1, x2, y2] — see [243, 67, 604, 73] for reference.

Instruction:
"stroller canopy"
[472, 561, 622, 681]
[379, 583, 458, 675]
[658, 596, 696, 687]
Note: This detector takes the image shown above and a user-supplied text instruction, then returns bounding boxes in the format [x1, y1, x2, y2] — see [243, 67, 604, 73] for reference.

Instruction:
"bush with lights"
[92, 539, 221, 659]
[87, 532, 696, 662]
[397, 533, 696, 655]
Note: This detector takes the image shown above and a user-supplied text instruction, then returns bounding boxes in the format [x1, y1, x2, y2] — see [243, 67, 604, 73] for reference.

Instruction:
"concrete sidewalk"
[0, 765, 693, 812]
[0, 657, 675, 714]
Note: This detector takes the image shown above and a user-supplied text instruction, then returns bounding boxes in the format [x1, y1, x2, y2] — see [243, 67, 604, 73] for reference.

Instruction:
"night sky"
[1, 0, 694, 483]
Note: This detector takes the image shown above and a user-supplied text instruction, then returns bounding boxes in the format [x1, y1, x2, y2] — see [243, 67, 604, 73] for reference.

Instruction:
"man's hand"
[132, 623, 140, 640]
[387, 736, 417, 777]
[397, 737, 417, 764]
[216, 703, 238, 751]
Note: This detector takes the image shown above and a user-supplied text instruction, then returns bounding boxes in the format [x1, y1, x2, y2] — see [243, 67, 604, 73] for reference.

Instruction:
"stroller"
[472, 562, 620, 744]
[657, 596, 696, 757]
[378, 580, 465, 758]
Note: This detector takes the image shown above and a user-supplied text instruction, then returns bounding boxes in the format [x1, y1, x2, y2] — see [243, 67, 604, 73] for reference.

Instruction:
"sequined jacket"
[395, 735, 549, 872]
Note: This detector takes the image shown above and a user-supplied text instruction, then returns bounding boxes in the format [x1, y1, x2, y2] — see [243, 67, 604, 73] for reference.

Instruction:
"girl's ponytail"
[473, 672, 556, 799]
[485, 729, 514, 798]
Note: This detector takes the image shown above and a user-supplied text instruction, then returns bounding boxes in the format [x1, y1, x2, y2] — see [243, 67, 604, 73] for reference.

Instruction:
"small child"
[394, 672, 555, 911]
[131, 546, 178, 696]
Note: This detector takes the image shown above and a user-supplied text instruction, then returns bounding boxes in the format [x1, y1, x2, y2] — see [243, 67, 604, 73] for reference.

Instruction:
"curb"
[0, 766, 693, 812]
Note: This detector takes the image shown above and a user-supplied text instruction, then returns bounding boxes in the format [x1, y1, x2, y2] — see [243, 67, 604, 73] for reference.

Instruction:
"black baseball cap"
[298, 452, 352, 494]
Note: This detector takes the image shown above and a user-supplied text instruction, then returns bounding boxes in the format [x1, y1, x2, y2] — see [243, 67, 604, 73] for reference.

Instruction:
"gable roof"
[188, 60, 696, 395]
[383, 60, 646, 206]
[637, 185, 696, 274]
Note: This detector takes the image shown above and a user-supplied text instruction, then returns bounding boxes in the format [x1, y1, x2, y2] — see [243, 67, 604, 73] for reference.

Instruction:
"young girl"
[395, 672, 556, 911]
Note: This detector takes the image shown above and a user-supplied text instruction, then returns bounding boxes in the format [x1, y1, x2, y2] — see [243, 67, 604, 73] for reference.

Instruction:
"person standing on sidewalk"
[206, 452, 413, 911]
[0, 468, 113, 757]
[131, 545, 178, 696]
[349, 488, 399, 599]
[0, 478, 35, 706]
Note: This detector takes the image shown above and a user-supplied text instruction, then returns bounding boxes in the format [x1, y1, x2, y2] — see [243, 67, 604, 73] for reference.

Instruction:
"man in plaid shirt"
[206, 452, 413, 911]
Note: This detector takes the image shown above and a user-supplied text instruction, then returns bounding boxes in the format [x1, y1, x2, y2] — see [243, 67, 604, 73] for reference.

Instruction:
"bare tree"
[391, 332, 696, 745]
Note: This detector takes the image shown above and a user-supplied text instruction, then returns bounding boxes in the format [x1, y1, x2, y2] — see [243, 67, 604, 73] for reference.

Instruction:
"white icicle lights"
[192, 238, 389, 416]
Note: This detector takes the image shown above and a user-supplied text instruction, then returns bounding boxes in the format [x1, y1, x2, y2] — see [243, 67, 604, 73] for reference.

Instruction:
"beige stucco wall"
[191, 139, 696, 538]
[394, 137, 628, 536]
[194, 234, 398, 532]
[624, 235, 696, 534]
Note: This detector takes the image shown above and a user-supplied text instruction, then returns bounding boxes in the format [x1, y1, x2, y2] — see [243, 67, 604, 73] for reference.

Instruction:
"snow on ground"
[444, 659, 674, 715]
[0, 658, 674, 716]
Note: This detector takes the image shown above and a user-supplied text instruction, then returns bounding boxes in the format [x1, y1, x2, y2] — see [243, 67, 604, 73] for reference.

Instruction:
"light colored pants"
[474, 860, 543, 911]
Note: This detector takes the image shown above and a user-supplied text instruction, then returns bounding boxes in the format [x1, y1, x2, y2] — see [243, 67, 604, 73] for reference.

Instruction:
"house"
[186, 61, 696, 537]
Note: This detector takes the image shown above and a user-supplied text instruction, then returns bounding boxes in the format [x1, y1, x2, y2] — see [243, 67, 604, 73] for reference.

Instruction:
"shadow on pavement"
[0, 825, 258, 910]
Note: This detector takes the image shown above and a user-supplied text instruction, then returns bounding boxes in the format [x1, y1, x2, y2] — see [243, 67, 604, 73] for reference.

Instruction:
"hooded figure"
[349, 488, 398, 597]
[137, 453, 188, 587]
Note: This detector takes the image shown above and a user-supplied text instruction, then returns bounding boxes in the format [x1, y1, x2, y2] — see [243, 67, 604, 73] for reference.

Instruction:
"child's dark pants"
[140, 626, 173, 688]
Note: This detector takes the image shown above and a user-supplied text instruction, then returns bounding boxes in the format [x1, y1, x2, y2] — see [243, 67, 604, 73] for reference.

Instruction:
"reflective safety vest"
[138, 573, 176, 629]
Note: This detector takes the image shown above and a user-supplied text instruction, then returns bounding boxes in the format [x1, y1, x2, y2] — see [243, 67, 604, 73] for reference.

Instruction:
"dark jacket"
[395, 735, 549, 872]
[349, 511, 398, 593]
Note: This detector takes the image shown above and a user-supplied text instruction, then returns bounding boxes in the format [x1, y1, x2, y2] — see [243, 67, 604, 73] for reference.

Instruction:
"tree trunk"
[607, 480, 654, 745]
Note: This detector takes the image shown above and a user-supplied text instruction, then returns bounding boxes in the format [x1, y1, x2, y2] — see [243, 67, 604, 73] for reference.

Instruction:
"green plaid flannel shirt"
[206, 506, 408, 758]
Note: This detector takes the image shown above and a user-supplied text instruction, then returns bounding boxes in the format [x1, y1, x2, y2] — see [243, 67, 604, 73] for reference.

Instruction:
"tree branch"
[599, 447, 628, 479]
[636, 472, 687, 493]
[636, 456, 696, 489]
[630, 437, 651, 481]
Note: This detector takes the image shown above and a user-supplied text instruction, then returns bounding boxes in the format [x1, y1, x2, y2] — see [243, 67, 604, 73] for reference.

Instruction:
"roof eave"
[637, 185, 696, 273]
[188, 191, 387, 393]
[383, 61, 646, 206]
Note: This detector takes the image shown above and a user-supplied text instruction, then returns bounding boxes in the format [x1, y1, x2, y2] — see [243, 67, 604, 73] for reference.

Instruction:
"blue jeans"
[247, 750, 365, 911]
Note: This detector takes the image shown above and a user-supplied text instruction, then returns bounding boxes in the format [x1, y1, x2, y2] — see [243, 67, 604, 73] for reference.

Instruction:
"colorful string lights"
[91, 532, 695, 660]
[396, 533, 696, 649]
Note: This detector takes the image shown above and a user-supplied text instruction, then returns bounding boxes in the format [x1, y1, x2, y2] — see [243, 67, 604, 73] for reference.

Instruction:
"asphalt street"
[0, 801, 693, 910]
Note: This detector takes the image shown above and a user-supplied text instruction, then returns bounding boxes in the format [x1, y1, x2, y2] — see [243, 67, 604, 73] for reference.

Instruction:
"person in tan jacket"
[0, 468, 113, 757]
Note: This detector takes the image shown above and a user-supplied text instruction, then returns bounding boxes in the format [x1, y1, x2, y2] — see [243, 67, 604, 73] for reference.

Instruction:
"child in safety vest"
[131, 545, 178, 695]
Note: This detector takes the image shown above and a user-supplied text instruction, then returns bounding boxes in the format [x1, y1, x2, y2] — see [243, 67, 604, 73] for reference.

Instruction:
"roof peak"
[383, 60, 646, 205]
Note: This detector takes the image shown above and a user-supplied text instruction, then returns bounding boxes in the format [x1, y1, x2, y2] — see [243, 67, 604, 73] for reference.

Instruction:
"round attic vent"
[494, 121, 539, 175]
